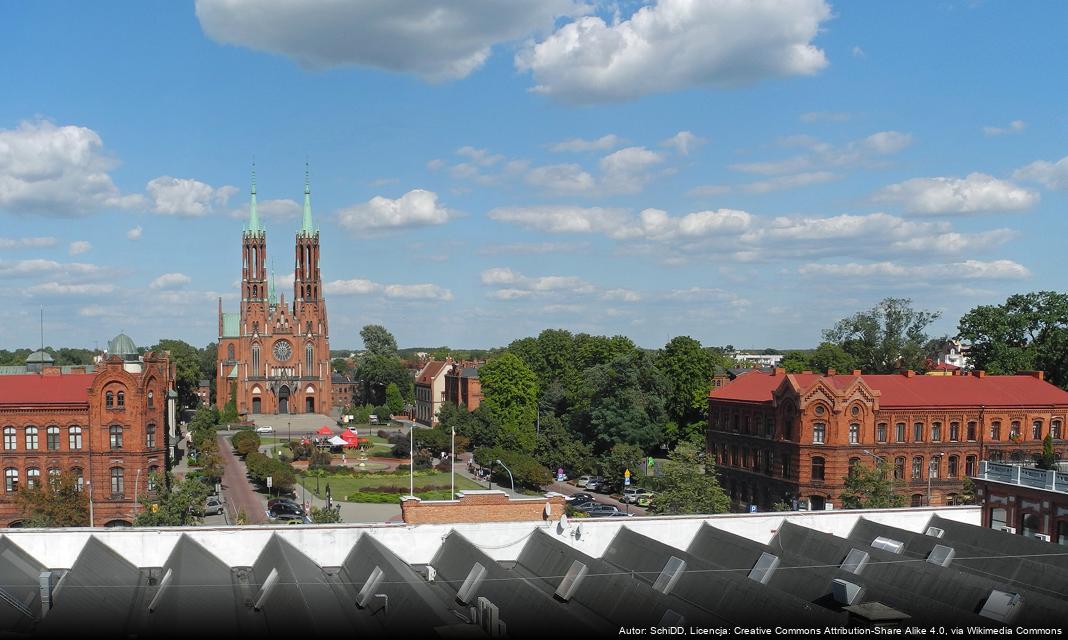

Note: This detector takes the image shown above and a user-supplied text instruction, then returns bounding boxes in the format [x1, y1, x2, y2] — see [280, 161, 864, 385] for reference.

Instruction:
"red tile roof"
[0, 374, 94, 405]
[709, 371, 1068, 408]
[417, 361, 449, 384]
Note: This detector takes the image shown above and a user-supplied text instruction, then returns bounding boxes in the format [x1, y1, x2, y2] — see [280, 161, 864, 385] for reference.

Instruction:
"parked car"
[584, 504, 622, 518]
[202, 496, 225, 516]
[585, 476, 607, 492]
[636, 494, 655, 508]
[568, 492, 595, 505]
[572, 500, 606, 513]
[267, 498, 302, 512]
[623, 488, 654, 504]
[576, 475, 593, 488]
[254, 425, 274, 434]
[266, 502, 308, 523]
[608, 511, 635, 517]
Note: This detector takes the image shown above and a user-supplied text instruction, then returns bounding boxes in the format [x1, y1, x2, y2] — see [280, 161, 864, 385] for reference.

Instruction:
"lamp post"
[409, 427, 414, 497]
[495, 459, 515, 495]
[450, 428, 455, 497]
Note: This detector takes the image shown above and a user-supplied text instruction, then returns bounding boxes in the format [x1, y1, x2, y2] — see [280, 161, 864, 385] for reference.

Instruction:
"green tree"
[360, 324, 398, 357]
[808, 342, 858, 373]
[578, 350, 669, 452]
[838, 461, 906, 509]
[599, 442, 644, 492]
[480, 353, 539, 453]
[473, 447, 553, 490]
[823, 298, 940, 373]
[151, 339, 203, 406]
[15, 472, 89, 527]
[356, 355, 411, 405]
[221, 383, 239, 423]
[439, 403, 500, 450]
[781, 351, 810, 373]
[649, 441, 729, 515]
[655, 336, 715, 429]
[310, 505, 342, 523]
[1039, 433, 1056, 470]
[958, 291, 1068, 388]
[533, 418, 595, 476]
[135, 473, 210, 527]
[385, 382, 405, 416]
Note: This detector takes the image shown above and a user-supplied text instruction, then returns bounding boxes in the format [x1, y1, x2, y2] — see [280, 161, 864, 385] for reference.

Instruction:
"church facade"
[216, 170, 332, 416]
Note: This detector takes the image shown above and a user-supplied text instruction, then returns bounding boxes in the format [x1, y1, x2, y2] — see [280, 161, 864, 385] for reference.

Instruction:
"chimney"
[852, 370, 862, 376]
[1022, 371, 1045, 381]
[904, 370, 915, 378]
[773, 367, 785, 376]
[975, 370, 986, 379]
[826, 368, 837, 376]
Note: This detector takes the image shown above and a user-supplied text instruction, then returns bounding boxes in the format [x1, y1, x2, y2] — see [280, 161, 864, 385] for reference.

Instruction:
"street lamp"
[494, 459, 515, 494]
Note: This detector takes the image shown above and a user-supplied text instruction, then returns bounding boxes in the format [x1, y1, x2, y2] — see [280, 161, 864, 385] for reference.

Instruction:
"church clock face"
[272, 340, 293, 362]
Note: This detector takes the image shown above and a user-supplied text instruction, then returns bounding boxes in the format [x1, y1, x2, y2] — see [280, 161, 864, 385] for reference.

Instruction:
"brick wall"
[401, 490, 566, 524]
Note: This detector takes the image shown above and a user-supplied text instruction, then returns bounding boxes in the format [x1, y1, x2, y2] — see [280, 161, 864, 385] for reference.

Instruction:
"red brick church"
[216, 168, 332, 416]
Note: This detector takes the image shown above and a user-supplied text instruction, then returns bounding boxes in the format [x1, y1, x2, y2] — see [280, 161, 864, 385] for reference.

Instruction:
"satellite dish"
[560, 514, 569, 529]
[574, 524, 583, 540]
[544, 502, 553, 517]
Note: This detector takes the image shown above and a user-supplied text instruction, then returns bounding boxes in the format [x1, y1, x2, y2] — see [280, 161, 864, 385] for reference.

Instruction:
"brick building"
[971, 460, 1068, 542]
[708, 368, 1068, 511]
[0, 338, 173, 527]
[195, 379, 211, 406]
[331, 372, 356, 411]
[444, 362, 483, 413]
[216, 170, 332, 417]
[414, 359, 451, 426]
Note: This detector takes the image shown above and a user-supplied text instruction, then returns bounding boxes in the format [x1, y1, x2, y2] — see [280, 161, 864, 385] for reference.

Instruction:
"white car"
[576, 475, 593, 488]
[254, 425, 274, 434]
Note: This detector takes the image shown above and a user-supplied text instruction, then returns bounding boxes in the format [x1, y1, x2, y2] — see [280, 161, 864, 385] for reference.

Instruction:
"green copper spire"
[247, 161, 263, 234]
[268, 260, 278, 305]
[300, 161, 315, 235]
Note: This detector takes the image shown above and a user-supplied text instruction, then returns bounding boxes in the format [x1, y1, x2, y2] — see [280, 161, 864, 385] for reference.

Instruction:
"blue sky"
[1, 0, 1065, 351]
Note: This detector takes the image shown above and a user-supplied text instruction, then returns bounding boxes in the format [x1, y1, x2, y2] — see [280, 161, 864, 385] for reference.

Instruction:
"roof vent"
[748, 552, 780, 585]
[39, 571, 56, 618]
[652, 556, 687, 595]
[476, 596, 506, 639]
[456, 562, 487, 605]
[831, 579, 865, 605]
[554, 561, 588, 602]
[253, 567, 279, 611]
[979, 590, 1023, 623]
[870, 537, 904, 554]
[356, 566, 385, 609]
[146, 568, 173, 613]
[840, 549, 870, 575]
[926, 545, 955, 567]
[924, 526, 945, 538]
[660, 609, 686, 626]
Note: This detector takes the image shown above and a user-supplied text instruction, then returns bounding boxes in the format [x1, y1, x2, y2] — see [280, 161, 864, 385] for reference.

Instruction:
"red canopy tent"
[339, 430, 370, 448]
[316, 426, 333, 436]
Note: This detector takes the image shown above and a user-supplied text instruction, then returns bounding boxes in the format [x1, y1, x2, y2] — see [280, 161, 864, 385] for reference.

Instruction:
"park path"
[216, 433, 268, 524]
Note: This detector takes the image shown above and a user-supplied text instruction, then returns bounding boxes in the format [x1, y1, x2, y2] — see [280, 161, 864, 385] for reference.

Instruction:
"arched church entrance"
[278, 386, 290, 414]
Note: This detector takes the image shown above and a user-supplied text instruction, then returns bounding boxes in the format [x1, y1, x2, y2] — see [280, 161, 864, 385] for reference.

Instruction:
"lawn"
[299, 470, 483, 500]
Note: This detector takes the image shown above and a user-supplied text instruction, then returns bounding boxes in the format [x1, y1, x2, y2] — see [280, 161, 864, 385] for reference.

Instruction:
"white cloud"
[687, 184, 732, 197]
[27, 282, 117, 296]
[875, 173, 1039, 214]
[0, 259, 105, 279]
[633, 208, 752, 242]
[516, 0, 832, 103]
[860, 131, 912, 155]
[730, 130, 912, 175]
[478, 241, 589, 255]
[68, 240, 91, 256]
[660, 131, 706, 155]
[548, 134, 622, 153]
[740, 171, 838, 193]
[798, 259, 1030, 281]
[325, 277, 452, 301]
[0, 120, 142, 216]
[599, 146, 665, 193]
[601, 288, 641, 302]
[146, 176, 237, 217]
[336, 189, 454, 232]
[1013, 154, 1068, 190]
[480, 267, 599, 300]
[456, 146, 504, 166]
[888, 229, 1017, 253]
[524, 163, 597, 195]
[0, 237, 56, 250]
[195, 0, 583, 81]
[983, 120, 1026, 136]
[799, 111, 851, 123]
[126, 226, 143, 241]
[488, 205, 630, 235]
[149, 272, 192, 290]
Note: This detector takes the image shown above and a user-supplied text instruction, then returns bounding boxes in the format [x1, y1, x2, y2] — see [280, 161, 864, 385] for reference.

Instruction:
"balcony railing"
[976, 461, 1068, 493]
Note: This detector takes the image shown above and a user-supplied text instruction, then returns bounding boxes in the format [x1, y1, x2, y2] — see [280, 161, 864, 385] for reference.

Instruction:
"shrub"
[232, 430, 261, 456]
[472, 447, 552, 490]
[308, 449, 333, 469]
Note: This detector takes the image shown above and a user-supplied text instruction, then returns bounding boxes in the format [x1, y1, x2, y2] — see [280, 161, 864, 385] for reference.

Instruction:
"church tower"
[292, 165, 332, 412]
[240, 168, 269, 339]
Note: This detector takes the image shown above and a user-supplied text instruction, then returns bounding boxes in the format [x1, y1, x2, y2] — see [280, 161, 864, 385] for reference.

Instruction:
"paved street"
[215, 433, 268, 524]
[545, 479, 649, 516]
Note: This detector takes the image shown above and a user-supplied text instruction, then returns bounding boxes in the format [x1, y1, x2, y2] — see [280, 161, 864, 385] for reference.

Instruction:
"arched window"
[2, 426, 14, 450]
[848, 457, 861, 476]
[117, 391, 125, 407]
[69, 426, 83, 450]
[929, 456, 940, 479]
[46, 425, 60, 450]
[71, 467, 84, 492]
[4, 468, 18, 493]
[26, 468, 40, 489]
[876, 423, 887, 442]
[110, 467, 124, 496]
[1054, 420, 1063, 440]
[913, 422, 924, 442]
[949, 421, 960, 441]
[147, 466, 160, 491]
[106, 391, 114, 408]
[1032, 420, 1043, 440]
[48, 468, 61, 485]
[811, 456, 825, 481]
[24, 426, 38, 450]
[965, 455, 977, 476]
[895, 422, 906, 442]
[812, 422, 826, 444]
[146, 424, 156, 448]
[931, 422, 942, 442]
[147, 390, 154, 409]
[227, 344, 235, 360]
[305, 343, 314, 371]
[967, 421, 977, 441]
[948, 455, 959, 478]
[1010, 421, 1021, 439]
[912, 456, 924, 480]
[109, 425, 123, 449]
[252, 344, 260, 373]
[849, 423, 860, 444]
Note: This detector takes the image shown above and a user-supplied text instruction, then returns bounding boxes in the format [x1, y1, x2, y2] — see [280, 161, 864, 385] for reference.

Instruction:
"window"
[929, 457, 940, 479]
[147, 466, 159, 491]
[990, 421, 1001, 441]
[812, 422, 826, 444]
[252, 344, 260, 373]
[26, 467, 40, 489]
[814, 405, 826, 416]
[851, 405, 860, 417]
[894, 457, 905, 480]
[109, 425, 123, 449]
[764, 413, 774, 437]
[24, 426, 38, 450]
[848, 457, 861, 477]
[949, 422, 960, 442]
[3, 426, 14, 450]
[146, 424, 156, 448]
[876, 423, 887, 443]
[932, 422, 942, 442]
[913, 422, 924, 443]
[117, 391, 124, 407]
[227, 344, 235, 360]
[147, 390, 154, 409]
[849, 423, 860, 444]
[780, 454, 791, 478]
[1054, 420, 1063, 440]
[948, 455, 959, 478]
[1032, 420, 1043, 440]
[811, 456, 825, 481]
[895, 422, 906, 443]
[967, 421, 977, 441]
[990, 507, 1007, 530]
[46, 426, 59, 450]
[912, 456, 924, 480]
[1010, 421, 1021, 439]
[965, 455, 977, 477]
[911, 494, 924, 508]
[106, 391, 114, 407]
[305, 343, 314, 371]
[69, 426, 83, 450]
[48, 468, 61, 484]
[72, 467, 84, 492]
[110, 467, 124, 496]
[4, 468, 18, 493]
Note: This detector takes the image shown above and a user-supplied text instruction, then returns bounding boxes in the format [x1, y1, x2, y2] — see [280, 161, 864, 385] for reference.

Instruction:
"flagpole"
[451, 428, 455, 497]
[409, 427, 414, 497]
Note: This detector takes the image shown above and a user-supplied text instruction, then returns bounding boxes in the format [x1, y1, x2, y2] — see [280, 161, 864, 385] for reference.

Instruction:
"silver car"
[202, 496, 225, 516]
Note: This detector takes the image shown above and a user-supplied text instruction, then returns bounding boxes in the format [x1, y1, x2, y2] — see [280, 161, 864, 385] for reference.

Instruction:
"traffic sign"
[624, 469, 631, 478]
[266, 476, 273, 488]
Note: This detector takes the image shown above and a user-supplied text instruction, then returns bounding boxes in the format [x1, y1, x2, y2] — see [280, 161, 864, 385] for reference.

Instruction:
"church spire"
[269, 260, 278, 305]
[300, 161, 315, 235]
[247, 161, 263, 234]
